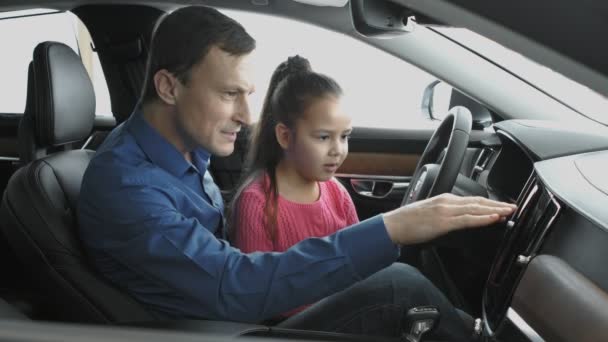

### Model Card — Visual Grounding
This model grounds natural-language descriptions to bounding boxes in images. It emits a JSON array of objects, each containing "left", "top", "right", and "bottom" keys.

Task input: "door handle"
[{"left": 350, "top": 179, "right": 409, "bottom": 199}]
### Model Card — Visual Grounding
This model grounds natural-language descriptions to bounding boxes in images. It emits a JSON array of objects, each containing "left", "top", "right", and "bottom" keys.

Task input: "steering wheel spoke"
[{"left": 402, "top": 106, "right": 472, "bottom": 206}]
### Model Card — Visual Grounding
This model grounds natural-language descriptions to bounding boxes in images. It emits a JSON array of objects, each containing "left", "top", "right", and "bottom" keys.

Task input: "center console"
[{"left": 482, "top": 172, "right": 562, "bottom": 336}]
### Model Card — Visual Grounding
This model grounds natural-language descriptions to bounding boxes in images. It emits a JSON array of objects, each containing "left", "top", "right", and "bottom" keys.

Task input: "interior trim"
[
  {"left": 338, "top": 152, "right": 419, "bottom": 176},
  {"left": 80, "top": 135, "right": 94, "bottom": 149},
  {"left": 0, "top": 156, "right": 19, "bottom": 161},
  {"left": 335, "top": 173, "right": 410, "bottom": 182},
  {"left": 512, "top": 254, "right": 608, "bottom": 342},
  {"left": 506, "top": 308, "right": 544, "bottom": 342}
]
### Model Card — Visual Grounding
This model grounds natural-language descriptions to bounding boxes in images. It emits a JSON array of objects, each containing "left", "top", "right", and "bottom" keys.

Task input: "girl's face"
[{"left": 283, "top": 96, "right": 352, "bottom": 182}]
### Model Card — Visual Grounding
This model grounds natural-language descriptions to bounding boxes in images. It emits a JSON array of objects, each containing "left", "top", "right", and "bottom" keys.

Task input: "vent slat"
[{"left": 472, "top": 148, "right": 496, "bottom": 180}]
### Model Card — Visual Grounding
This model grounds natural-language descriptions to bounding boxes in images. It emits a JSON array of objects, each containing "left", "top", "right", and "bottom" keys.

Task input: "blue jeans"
[{"left": 277, "top": 263, "right": 472, "bottom": 341}]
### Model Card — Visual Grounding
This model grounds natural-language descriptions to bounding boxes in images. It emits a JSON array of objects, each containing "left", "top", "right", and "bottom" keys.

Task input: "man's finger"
[
  {"left": 447, "top": 203, "right": 515, "bottom": 217},
  {"left": 471, "top": 196, "right": 517, "bottom": 209},
  {"left": 450, "top": 213, "right": 501, "bottom": 230},
  {"left": 448, "top": 195, "right": 515, "bottom": 207}
]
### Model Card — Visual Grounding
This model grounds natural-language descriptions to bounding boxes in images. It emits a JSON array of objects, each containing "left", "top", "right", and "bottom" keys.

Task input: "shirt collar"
[{"left": 128, "top": 110, "right": 211, "bottom": 178}]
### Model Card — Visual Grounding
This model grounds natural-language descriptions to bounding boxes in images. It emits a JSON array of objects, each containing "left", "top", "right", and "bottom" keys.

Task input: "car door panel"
[
  {"left": 335, "top": 127, "right": 433, "bottom": 220},
  {"left": 339, "top": 152, "right": 419, "bottom": 176}
]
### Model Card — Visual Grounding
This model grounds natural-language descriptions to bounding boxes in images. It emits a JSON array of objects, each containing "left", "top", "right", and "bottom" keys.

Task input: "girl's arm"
[
  {"left": 233, "top": 191, "right": 275, "bottom": 252},
  {"left": 343, "top": 192, "right": 360, "bottom": 225},
  {"left": 333, "top": 178, "right": 360, "bottom": 226}
]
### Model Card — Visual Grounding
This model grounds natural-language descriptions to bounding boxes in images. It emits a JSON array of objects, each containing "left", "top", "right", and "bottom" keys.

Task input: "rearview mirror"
[
  {"left": 350, "top": 0, "right": 412, "bottom": 37},
  {"left": 350, "top": 0, "right": 448, "bottom": 38}
]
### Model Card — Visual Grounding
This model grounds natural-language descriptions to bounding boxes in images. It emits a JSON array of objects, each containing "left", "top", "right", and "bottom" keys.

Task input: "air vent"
[
  {"left": 488, "top": 174, "right": 540, "bottom": 285},
  {"left": 471, "top": 148, "right": 495, "bottom": 180},
  {"left": 483, "top": 172, "right": 563, "bottom": 331},
  {"left": 522, "top": 191, "right": 561, "bottom": 256}
]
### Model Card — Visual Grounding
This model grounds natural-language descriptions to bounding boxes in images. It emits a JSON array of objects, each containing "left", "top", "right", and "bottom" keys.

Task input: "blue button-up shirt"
[{"left": 78, "top": 111, "right": 399, "bottom": 322}]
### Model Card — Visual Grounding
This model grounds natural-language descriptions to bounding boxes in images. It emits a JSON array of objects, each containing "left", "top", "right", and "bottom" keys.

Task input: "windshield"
[{"left": 435, "top": 27, "right": 608, "bottom": 125}]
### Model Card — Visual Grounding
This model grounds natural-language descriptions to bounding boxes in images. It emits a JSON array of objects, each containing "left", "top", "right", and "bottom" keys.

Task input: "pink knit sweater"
[{"left": 232, "top": 175, "right": 359, "bottom": 317}]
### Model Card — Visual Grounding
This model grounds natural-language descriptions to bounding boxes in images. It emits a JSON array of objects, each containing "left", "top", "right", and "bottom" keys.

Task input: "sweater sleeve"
[
  {"left": 233, "top": 190, "right": 275, "bottom": 253},
  {"left": 332, "top": 179, "right": 360, "bottom": 226},
  {"left": 342, "top": 190, "right": 359, "bottom": 226}
]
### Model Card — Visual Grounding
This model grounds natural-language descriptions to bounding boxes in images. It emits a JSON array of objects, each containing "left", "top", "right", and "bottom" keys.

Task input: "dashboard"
[{"left": 471, "top": 119, "right": 608, "bottom": 341}]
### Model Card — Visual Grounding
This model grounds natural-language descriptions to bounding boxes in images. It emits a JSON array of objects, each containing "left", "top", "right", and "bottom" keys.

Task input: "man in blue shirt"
[{"left": 78, "top": 6, "right": 514, "bottom": 341}]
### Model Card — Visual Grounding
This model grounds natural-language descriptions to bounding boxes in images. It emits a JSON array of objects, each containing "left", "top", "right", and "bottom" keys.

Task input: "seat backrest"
[
  {"left": 19, "top": 41, "right": 96, "bottom": 163},
  {"left": 0, "top": 42, "right": 153, "bottom": 323}
]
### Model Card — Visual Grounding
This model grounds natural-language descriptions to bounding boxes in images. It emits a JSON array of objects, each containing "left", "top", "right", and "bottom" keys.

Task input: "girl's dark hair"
[{"left": 229, "top": 55, "right": 343, "bottom": 244}]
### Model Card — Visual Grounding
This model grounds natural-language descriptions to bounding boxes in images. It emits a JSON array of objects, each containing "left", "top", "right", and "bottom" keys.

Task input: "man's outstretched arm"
[
  {"left": 79, "top": 167, "right": 514, "bottom": 323},
  {"left": 79, "top": 183, "right": 399, "bottom": 323}
]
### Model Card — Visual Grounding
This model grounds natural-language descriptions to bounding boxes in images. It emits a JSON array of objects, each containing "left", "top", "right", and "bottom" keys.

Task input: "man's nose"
[{"left": 235, "top": 96, "right": 252, "bottom": 125}]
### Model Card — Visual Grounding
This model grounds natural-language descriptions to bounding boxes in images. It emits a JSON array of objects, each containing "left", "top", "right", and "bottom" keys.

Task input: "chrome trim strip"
[
  {"left": 335, "top": 173, "right": 410, "bottom": 182},
  {"left": 350, "top": 179, "right": 399, "bottom": 199},
  {"left": 507, "top": 308, "right": 544, "bottom": 342},
  {"left": 0, "top": 156, "right": 19, "bottom": 161},
  {"left": 80, "top": 135, "right": 95, "bottom": 150},
  {"left": 392, "top": 182, "right": 410, "bottom": 190}
]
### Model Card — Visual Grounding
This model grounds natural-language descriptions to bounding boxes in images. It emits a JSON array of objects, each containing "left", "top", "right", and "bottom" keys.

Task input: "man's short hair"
[{"left": 141, "top": 6, "right": 256, "bottom": 103}]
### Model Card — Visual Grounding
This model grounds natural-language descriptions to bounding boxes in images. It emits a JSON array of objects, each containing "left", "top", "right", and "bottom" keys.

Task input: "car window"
[
  {"left": 222, "top": 10, "right": 439, "bottom": 130},
  {"left": 0, "top": 9, "right": 112, "bottom": 116}
]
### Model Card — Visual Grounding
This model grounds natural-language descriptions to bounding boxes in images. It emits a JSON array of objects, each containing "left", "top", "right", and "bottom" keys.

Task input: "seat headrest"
[{"left": 32, "top": 41, "right": 95, "bottom": 146}]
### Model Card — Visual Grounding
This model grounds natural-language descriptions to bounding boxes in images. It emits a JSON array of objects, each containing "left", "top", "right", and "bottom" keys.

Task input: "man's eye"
[
  {"left": 317, "top": 136, "right": 329, "bottom": 141},
  {"left": 341, "top": 134, "right": 351, "bottom": 141},
  {"left": 225, "top": 91, "right": 238, "bottom": 98}
]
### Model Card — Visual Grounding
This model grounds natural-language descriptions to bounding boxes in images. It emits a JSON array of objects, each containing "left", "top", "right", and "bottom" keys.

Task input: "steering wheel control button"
[{"left": 506, "top": 220, "right": 515, "bottom": 230}]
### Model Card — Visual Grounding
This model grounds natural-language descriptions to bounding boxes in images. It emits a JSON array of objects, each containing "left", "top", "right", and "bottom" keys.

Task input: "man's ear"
[
  {"left": 153, "top": 69, "right": 179, "bottom": 105},
  {"left": 275, "top": 123, "right": 291, "bottom": 150}
]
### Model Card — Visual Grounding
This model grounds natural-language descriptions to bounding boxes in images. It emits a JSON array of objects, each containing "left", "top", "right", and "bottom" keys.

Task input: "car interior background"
[{"left": 0, "top": 1, "right": 607, "bottom": 342}]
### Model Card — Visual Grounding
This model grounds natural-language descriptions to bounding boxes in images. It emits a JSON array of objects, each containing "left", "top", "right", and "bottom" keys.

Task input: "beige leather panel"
[
  {"left": 512, "top": 254, "right": 608, "bottom": 342},
  {"left": 338, "top": 153, "right": 420, "bottom": 176}
]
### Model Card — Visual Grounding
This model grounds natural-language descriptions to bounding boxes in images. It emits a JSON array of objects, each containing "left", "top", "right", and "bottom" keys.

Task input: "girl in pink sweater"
[{"left": 230, "top": 56, "right": 358, "bottom": 317}]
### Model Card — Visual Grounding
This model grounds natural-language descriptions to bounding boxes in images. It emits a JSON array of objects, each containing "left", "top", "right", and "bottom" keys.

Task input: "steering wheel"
[{"left": 402, "top": 106, "right": 472, "bottom": 205}]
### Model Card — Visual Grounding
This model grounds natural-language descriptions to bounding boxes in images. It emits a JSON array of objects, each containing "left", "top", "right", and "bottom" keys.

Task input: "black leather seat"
[
  {"left": 0, "top": 298, "right": 29, "bottom": 320},
  {"left": 18, "top": 41, "right": 94, "bottom": 163},
  {"left": 0, "top": 42, "right": 153, "bottom": 324}
]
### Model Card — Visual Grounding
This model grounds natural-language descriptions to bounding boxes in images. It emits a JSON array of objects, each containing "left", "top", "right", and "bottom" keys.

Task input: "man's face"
[
  {"left": 173, "top": 46, "right": 255, "bottom": 156},
  {"left": 286, "top": 96, "right": 352, "bottom": 182}
]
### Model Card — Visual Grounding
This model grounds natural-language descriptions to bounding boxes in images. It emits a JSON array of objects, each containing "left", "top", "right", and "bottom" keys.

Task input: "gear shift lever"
[{"left": 403, "top": 306, "right": 440, "bottom": 342}]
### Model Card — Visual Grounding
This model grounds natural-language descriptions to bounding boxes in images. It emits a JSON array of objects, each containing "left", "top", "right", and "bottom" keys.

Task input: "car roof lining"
[
  {"left": 0, "top": 1, "right": 356, "bottom": 49},
  {"left": 1, "top": 0, "right": 602, "bottom": 125},
  {"left": 5, "top": 0, "right": 607, "bottom": 99}
]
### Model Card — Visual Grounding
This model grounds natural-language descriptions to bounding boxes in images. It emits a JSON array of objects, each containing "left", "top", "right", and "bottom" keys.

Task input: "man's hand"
[{"left": 383, "top": 193, "right": 516, "bottom": 245}]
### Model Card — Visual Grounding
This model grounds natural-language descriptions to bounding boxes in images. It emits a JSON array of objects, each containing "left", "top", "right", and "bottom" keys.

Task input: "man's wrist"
[
  {"left": 381, "top": 211, "right": 402, "bottom": 246},
  {"left": 339, "top": 215, "right": 399, "bottom": 278}
]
